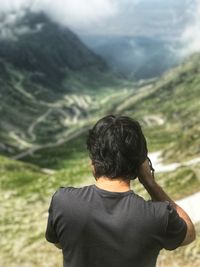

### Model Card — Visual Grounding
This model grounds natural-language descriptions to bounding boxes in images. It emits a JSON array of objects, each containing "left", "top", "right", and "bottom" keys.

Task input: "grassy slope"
[
  {"left": 0, "top": 158, "right": 55, "bottom": 267},
  {"left": 157, "top": 223, "right": 200, "bottom": 267},
  {"left": 0, "top": 12, "right": 130, "bottom": 154},
  {"left": 0, "top": 150, "right": 199, "bottom": 267},
  {"left": 121, "top": 54, "right": 200, "bottom": 161},
  {"left": 0, "top": 60, "right": 131, "bottom": 157},
  {"left": 0, "top": 151, "right": 90, "bottom": 267}
]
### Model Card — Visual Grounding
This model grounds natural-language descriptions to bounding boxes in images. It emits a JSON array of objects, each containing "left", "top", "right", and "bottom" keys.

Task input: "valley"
[{"left": 7, "top": 88, "right": 132, "bottom": 159}]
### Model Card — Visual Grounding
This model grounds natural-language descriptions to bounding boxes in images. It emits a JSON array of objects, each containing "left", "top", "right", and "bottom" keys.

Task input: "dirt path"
[
  {"left": 12, "top": 125, "right": 90, "bottom": 160},
  {"left": 11, "top": 89, "right": 133, "bottom": 159}
]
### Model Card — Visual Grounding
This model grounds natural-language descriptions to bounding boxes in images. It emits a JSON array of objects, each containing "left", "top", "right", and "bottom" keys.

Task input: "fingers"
[
  {"left": 147, "top": 157, "right": 155, "bottom": 172},
  {"left": 138, "top": 157, "right": 155, "bottom": 184}
]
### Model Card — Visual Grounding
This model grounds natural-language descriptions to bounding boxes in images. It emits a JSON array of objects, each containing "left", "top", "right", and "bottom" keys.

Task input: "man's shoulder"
[
  {"left": 133, "top": 192, "right": 170, "bottom": 209},
  {"left": 51, "top": 185, "right": 93, "bottom": 213},
  {"left": 146, "top": 199, "right": 171, "bottom": 218},
  {"left": 52, "top": 185, "right": 93, "bottom": 200},
  {"left": 133, "top": 194, "right": 171, "bottom": 220}
]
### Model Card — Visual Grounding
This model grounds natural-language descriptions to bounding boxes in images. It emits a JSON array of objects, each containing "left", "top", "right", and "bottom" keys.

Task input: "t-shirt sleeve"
[
  {"left": 45, "top": 193, "right": 59, "bottom": 244},
  {"left": 158, "top": 201, "right": 187, "bottom": 250}
]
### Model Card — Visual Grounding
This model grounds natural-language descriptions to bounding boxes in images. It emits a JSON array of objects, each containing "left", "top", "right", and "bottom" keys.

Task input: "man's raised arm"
[{"left": 138, "top": 158, "right": 196, "bottom": 247}]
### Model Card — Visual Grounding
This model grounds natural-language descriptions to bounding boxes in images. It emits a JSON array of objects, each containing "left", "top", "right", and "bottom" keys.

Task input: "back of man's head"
[{"left": 86, "top": 114, "right": 148, "bottom": 181}]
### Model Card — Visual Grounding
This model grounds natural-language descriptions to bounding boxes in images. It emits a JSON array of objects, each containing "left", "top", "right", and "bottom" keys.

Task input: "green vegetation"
[
  {"left": 0, "top": 12, "right": 132, "bottom": 155},
  {"left": 158, "top": 223, "right": 200, "bottom": 267},
  {"left": 117, "top": 53, "right": 200, "bottom": 162},
  {"left": 131, "top": 165, "right": 200, "bottom": 201},
  {"left": 1, "top": 153, "right": 200, "bottom": 267}
]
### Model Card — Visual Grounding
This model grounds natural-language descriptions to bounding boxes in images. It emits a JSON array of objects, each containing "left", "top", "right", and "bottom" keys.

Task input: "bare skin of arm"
[{"left": 138, "top": 159, "right": 196, "bottom": 246}]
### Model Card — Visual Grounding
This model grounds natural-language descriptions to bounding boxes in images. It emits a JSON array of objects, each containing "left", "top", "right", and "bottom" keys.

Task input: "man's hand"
[{"left": 138, "top": 158, "right": 155, "bottom": 186}]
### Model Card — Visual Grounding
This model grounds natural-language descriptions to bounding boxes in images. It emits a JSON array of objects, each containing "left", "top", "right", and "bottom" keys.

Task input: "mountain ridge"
[
  {"left": 0, "top": 12, "right": 109, "bottom": 92},
  {"left": 0, "top": 11, "right": 126, "bottom": 156}
]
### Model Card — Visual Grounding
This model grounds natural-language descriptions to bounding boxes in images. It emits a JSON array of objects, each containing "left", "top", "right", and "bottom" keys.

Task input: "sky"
[
  {"left": 181, "top": 0, "right": 200, "bottom": 55},
  {"left": 0, "top": 0, "right": 200, "bottom": 54},
  {"left": 0, "top": 0, "right": 190, "bottom": 34}
]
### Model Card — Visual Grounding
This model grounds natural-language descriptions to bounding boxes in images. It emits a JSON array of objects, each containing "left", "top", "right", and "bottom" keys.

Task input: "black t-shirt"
[{"left": 45, "top": 184, "right": 187, "bottom": 267}]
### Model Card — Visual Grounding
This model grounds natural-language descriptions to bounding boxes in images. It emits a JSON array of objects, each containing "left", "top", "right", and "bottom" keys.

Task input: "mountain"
[
  {"left": 114, "top": 53, "right": 200, "bottom": 162},
  {"left": 78, "top": 0, "right": 191, "bottom": 79},
  {"left": 0, "top": 12, "right": 111, "bottom": 93},
  {"left": 80, "top": 35, "right": 181, "bottom": 79},
  {"left": 0, "top": 12, "right": 127, "bottom": 156}
]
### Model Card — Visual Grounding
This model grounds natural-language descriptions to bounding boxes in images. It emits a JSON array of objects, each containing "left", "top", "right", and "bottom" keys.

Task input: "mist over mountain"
[
  {"left": 80, "top": 35, "right": 182, "bottom": 79},
  {"left": 0, "top": 1, "right": 189, "bottom": 37},
  {"left": 77, "top": 0, "right": 195, "bottom": 79},
  {"left": 0, "top": 12, "right": 109, "bottom": 92},
  {"left": 0, "top": 0, "right": 198, "bottom": 80}
]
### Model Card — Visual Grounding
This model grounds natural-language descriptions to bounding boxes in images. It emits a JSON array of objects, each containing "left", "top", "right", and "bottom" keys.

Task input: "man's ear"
[
  {"left": 89, "top": 160, "right": 95, "bottom": 171},
  {"left": 89, "top": 160, "right": 97, "bottom": 179}
]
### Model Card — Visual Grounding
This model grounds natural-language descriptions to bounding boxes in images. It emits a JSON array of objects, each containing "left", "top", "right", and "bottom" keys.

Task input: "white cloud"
[
  {"left": 0, "top": 0, "right": 32, "bottom": 13},
  {"left": 0, "top": 0, "right": 142, "bottom": 33},
  {"left": 0, "top": 0, "right": 119, "bottom": 29},
  {"left": 34, "top": 0, "right": 120, "bottom": 32},
  {"left": 181, "top": 0, "right": 200, "bottom": 55},
  {"left": 1, "top": 0, "right": 192, "bottom": 41}
]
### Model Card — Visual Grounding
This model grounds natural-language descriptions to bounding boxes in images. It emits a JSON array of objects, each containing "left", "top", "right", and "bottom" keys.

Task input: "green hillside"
[
  {"left": 0, "top": 151, "right": 199, "bottom": 267},
  {"left": 0, "top": 12, "right": 129, "bottom": 157},
  {"left": 0, "top": 12, "right": 109, "bottom": 92},
  {"left": 115, "top": 53, "right": 200, "bottom": 162}
]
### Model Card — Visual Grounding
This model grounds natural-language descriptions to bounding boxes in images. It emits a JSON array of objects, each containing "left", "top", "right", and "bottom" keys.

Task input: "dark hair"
[{"left": 86, "top": 114, "right": 148, "bottom": 181}]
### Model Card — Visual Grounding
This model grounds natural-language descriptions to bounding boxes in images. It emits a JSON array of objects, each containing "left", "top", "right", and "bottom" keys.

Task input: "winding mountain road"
[
  {"left": 11, "top": 89, "right": 133, "bottom": 159},
  {"left": 12, "top": 124, "right": 91, "bottom": 160}
]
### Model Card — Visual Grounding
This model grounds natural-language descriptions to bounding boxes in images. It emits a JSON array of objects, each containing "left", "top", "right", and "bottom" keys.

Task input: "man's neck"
[{"left": 95, "top": 176, "right": 131, "bottom": 192}]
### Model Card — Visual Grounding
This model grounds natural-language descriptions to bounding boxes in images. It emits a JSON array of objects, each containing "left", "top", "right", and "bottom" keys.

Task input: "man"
[{"left": 45, "top": 114, "right": 196, "bottom": 267}]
